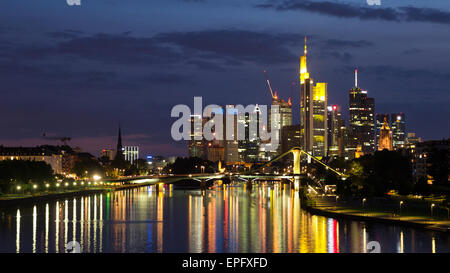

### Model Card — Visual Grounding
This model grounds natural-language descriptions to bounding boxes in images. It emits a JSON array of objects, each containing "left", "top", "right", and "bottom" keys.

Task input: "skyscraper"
[
  {"left": 300, "top": 37, "right": 328, "bottom": 158},
  {"left": 327, "top": 105, "right": 344, "bottom": 157},
  {"left": 188, "top": 114, "right": 206, "bottom": 159},
  {"left": 391, "top": 113, "right": 406, "bottom": 150},
  {"left": 238, "top": 108, "right": 260, "bottom": 163},
  {"left": 269, "top": 93, "right": 292, "bottom": 157},
  {"left": 348, "top": 69, "right": 375, "bottom": 158}
]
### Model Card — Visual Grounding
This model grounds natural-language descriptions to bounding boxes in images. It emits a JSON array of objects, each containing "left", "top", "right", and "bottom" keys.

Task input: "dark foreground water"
[{"left": 0, "top": 182, "right": 449, "bottom": 253}]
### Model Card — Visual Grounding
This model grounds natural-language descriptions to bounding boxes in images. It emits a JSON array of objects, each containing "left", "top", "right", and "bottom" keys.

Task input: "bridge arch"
[{"left": 256, "top": 147, "right": 347, "bottom": 178}]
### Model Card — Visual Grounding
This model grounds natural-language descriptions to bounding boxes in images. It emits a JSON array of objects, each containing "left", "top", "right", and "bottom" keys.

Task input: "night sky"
[{"left": 1, "top": 0, "right": 449, "bottom": 157}]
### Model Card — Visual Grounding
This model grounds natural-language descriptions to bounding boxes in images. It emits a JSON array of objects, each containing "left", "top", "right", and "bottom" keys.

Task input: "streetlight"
[
  {"left": 431, "top": 203, "right": 435, "bottom": 218},
  {"left": 399, "top": 201, "right": 404, "bottom": 217}
]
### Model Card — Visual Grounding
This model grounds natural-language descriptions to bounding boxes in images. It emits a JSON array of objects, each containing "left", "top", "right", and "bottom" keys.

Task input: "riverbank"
[
  {"left": 0, "top": 183, "right": 153, "bottom": 208},
  {"left": 304, "top": 196, "right": 450, "bottom": 234}
]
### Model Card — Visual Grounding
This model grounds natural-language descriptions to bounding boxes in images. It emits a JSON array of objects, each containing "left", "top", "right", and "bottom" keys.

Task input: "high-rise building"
[
  {"left": 281, "top": 124, "right": 301, "bottom": 154},
  {"left": 327, "top": 105, "right": 345, "bottom": 157},
  {"left": 224, "top": 105, "right": 239, "bottom": 163},
  {"left": 377, "top": 117, "right": 393, "bottom": 151},
  {"left": 391, "top": 113, "right": 406, "bottom": 150},
  {"left": 268, "top": 94, "right": 292, "bottom": 158},
  {"left": 124, "top": 146, "right": 139, "bottom": 164},
  {"left": 188, "top": 114, "right": 206, "bottom": 159},
  {"left": 300, "top": 37, "right": 328, "bottom": 158},
  {"left": 348, "top": 69, "right": 375, "bottom": 158},
  {"left": 238, "top": 108, "right": 260, "bottom": 163}
]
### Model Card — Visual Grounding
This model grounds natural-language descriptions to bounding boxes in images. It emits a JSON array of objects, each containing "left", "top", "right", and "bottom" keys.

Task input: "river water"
[{"left": 0, "top": 182, "right": 448, "bottom": 253}]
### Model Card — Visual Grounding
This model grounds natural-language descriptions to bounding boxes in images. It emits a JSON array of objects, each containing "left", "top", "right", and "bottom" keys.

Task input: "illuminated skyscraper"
[
  {"left": 268, "top": 93, "right": 292, "bottom": 157},
  {"left": 391, "top": 113, "right": 406, "bottom": 149},
  {"left": 188, "top": 114, "right": 206, "bottom": 159},
  {"left": 348, "top": 69, "right": 375, "bottom": 158},
  {"left": 224, "top": 105, "right": 239, "bottom": 163},
  {"left": 300, "top": 37, "right": 328, "bottom": 158},
  {"left": 238, "top": 106, "right": 260, "bottom": 163},
  {"left": 327, "top": 105, "right": 345, "bottom": 157}
]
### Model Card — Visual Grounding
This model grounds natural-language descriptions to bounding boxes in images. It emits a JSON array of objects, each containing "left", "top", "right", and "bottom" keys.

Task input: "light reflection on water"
[{"left": 0, "top": 182, "right": 449, "bottom": 253}]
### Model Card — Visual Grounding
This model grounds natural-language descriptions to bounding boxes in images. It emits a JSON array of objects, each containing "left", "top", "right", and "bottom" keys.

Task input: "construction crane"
[
  {"left": 263, "top": 69, "right": 276, "bottom": 99},
  {"left": 42, "top": 133, "right": 71, "bottom": 145}
]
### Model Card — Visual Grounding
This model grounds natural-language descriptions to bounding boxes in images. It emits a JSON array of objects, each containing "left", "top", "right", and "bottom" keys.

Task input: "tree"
[
  {"left": 0, "top": 160, "right": 55, "bottom": 193},
  {"left": 73, "top": 157, "right": 105, "bottom": 178}
]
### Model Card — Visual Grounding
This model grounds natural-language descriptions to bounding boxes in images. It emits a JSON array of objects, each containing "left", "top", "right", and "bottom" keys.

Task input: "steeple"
[
  {"left": 117, "top": 125, "right": 122, "bottom": 151},
  {"left": 114, "top": 125, "right": 124, "bottom": 162}
]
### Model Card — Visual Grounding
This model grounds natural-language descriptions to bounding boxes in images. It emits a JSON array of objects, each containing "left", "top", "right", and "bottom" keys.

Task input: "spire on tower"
[
  {"left": 355, "top": 68, "right": 358, "bottom": 88},
  {"left": 300, "top": 36, "right": 310, "bottom": 84},
  {"left": 304, "top": 36, "right": 307, "bottom": 56}
]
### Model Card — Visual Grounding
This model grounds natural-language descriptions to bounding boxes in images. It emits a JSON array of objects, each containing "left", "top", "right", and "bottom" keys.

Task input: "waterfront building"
[
  {"left": 0, "top": 146, "right": 63, "bottom": 174},
  {"left": 300, "top": 37, "right": 328, "bottom": 158},
  {"left": 348, "top": 69, "right": 375, "bottom": 158},
  {"left": 124, "top": 146, "right": 139, "bottom": 164}
]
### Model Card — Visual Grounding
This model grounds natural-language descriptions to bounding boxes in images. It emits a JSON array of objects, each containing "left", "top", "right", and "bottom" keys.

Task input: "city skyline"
[{"left": 1, "top": 0, "right": 450, "bottom": 157}]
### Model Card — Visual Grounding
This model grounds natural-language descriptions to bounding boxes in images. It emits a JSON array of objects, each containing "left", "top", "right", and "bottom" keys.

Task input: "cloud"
[
  {"left": 339, "top": 65, "right": 450, "bottom": 81},
  {"left": 154, "top": 29, "right": 306, "bottom": 65},
  {"left": 256, "top": 1, "right": 450, "bottom": 25},
  {"left": 143, "top": 73, "right": 193, "bottom": 84},
  {"left": 47, "top": 29, "right": 84, "bottom": 39}
]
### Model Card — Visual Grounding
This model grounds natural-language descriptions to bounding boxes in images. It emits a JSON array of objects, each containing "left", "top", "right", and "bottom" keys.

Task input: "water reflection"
[{"left": 1, "top": 182, "right": 449, "bottom": 253}]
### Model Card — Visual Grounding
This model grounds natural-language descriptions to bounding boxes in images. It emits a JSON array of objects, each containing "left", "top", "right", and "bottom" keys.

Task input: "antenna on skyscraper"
[{"left": 355, "top": 68, "right": 358, "bottom": 88}]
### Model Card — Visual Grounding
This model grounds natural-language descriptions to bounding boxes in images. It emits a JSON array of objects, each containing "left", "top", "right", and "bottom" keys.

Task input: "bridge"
[{"left": 104, "top": 147, "right": 348, "bottom": 191}]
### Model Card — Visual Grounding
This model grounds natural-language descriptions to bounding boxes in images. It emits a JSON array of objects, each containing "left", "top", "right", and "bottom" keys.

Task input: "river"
[{"left": 0, "top": 182, "right": 448, "bottom": 253}]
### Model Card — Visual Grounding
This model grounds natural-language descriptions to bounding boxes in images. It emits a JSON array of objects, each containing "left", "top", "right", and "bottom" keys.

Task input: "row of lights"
[{"left": 16, "top": 181, "right": 105, "bottom": 190}]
